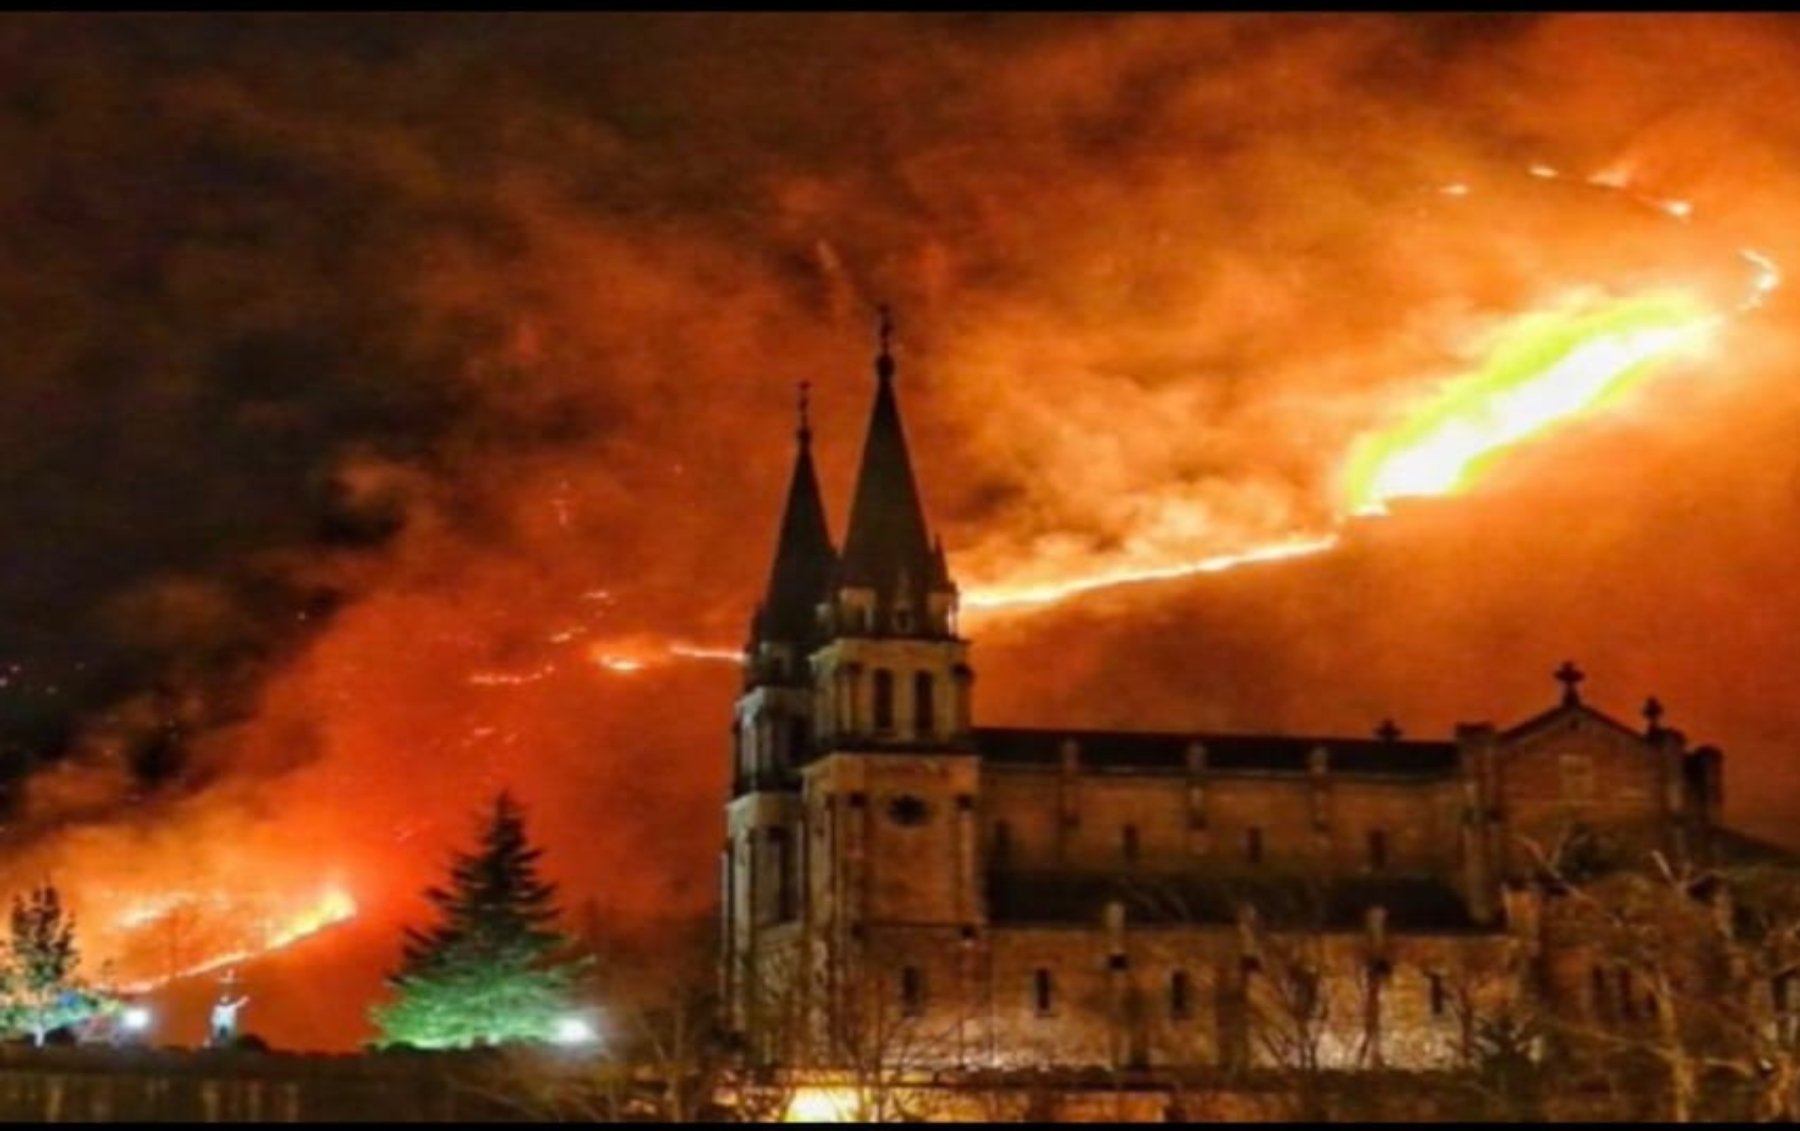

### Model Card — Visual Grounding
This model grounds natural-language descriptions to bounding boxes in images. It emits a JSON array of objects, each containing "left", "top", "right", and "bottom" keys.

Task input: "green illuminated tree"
[
  {"left": 3, "top": 883, "right": 111, "bottom": 1045},
  {"left": 371, "top": 792, "right": 584, "bottom": 1049}
]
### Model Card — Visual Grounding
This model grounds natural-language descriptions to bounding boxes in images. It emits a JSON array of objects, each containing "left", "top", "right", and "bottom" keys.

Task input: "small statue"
[{"left": 210, "top": 994, "right": 250, "bottom": 1047}]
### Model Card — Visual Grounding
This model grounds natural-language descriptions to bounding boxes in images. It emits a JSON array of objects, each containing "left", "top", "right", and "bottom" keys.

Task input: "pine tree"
[
  {"left": 371, "top": 792, "right": 584, "bottom": 1049},
  {"left": 4, "top": 883, "right": 109, "bottom": 1045}
]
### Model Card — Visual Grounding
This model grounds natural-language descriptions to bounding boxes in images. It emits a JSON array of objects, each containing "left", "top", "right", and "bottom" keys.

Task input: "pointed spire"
[
  {"left": 876, "top": 305, "right": 896, "bottom": 383},
  {"left": 754, "top": 381, "right": 837, "bottom": 646},
  {"left": 837, "top": 308, "right": 953, "bottom": 626}
]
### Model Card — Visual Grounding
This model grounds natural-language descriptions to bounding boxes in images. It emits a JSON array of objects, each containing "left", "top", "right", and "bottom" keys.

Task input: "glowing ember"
[
  {"left": 596, "top": 655, "right": 644, "bottom": 674},
  {"left": 1340, "top": 291, "right": 1717, "bottom": 515},
  {"left": 1740, "top": 248, "right": 1781, "bottom": 311}
]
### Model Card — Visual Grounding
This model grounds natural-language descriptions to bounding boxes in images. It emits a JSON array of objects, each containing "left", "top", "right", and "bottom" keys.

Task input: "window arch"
[
  {"left": 873, "top": 669, "right": 895, "bottom": 732},
  {"left": 914, "top": 671, "right": 935, "bottom": 735}
]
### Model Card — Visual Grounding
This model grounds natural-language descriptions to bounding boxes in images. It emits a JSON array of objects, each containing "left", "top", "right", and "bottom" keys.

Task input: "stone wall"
[{"left": 0, "top": 1047, "right": 521, "bottom": 1123}]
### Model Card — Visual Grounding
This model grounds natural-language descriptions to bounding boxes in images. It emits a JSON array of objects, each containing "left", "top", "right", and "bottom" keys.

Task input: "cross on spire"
[
  {"left": 1554, "top": 660, "right": 1585, "bottom": 706},
  {"left": 1375, "top": 718, "right": 1402, "bottom": 743},
  {"left": 1643, "top": 696, "right": 1665, "bottom": 735},
  {"left": 876, "top": 305, "right": 895, "bottom": 382}
]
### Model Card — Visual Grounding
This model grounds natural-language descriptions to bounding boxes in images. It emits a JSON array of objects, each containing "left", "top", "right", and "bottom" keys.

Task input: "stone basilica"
[{"left": 720, "top": 323, "right": 1736, "bottom": 1076}]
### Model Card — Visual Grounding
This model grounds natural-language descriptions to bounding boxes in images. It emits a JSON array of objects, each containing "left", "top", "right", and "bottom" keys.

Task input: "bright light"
[
  {"left": 785, "top": 1086, "right": 859, "bottom": 1123},
  {"left": 552, "top": 1015, "right": 596, "bottom": 1046},
  {"left": 120, "top": 1006, "right": 152, "bottom": 1032},
  {"left": 1340, "top": 291, "right": 1717, "bottom": 515}
]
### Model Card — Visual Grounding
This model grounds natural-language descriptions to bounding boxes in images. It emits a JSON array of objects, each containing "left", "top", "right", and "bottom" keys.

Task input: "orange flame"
[{"left": 112, "top": 885, "right": 358, "bottom": 993}]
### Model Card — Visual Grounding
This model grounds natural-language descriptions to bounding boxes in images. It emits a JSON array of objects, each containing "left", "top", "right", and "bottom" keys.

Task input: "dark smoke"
[{"left": 5, "top": 13, "right": 1800, "bottom": 1048}]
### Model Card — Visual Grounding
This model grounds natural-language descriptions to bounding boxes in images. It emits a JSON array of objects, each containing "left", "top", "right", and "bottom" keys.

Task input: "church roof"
[
  {"left": 975, "top": 726, "right": 1459, "bottom": 777},
  {"left": 986, "top": 873, "right": 1488, "bottom": 933},
  {"left": 1497, "top": 700, "right": 1648, "bottom": 745},
  {"left": 835, "top": 325, "right": 952, "bottom": 604},
  {"left": 752, "top": 400, "right": 836, "bottom": 645}
]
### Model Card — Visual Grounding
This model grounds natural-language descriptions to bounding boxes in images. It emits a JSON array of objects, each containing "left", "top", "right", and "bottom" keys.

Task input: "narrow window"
[
  {"left": 1368, "top": 829, "right": 1389, "bottom": 871},
  {"left": 914, "top": 672, "right": 935, "bottom": 736},
  {"left": 873, "top": 669, "right": 895, "bottom": 732},
  {"left": 770, "top": 828, "right": 793, "bottom": 922},
  {"left": 1296, "top": 970, "right": 1323, "bottom": 1019},
  {"left": 1428, "top": 972, "right": 1447, "bottom": 1018},
  {"left": 1122, "top": 824, "right": 1141, "bottom": 862},
  {"left": 1170, "top": 971, "right": 1192, "bottom": 1019},
  {"left": 992, "top": 820, "right": 1012, "bottom": 866},
  {"left": 1246, "top": 827, "right": 1264, "bottom": 865},
  {"left": 901, "top": 966, "right": 925, "bottom": 1018},
  {"left": 1617, "top": 968, "right": 1635, "bottom": 1020},
  {"left": 1590, "top": 966, "right": 1609, "bottom": 1017},
  {"left": 1034, "top": 968, "right": 1054, "bottom": 1016}
]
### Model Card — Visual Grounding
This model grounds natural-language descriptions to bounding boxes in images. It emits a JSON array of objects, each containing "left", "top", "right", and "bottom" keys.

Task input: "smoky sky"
[{"left": 7, "top": 12, "right": 1800, "bottom": 1048}]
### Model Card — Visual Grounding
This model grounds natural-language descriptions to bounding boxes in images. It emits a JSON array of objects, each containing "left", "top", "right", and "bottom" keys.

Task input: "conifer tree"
[{"left": 372, "top": 792, "right": 583, "bottom": 1049}]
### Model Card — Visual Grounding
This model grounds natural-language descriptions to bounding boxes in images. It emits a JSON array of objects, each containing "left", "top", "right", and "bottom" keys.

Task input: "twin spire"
[{"left": 752, "top": 308, "right": 954, "bottom": 649}]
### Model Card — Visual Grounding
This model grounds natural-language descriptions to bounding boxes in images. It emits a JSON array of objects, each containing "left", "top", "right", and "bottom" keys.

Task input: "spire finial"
[
  {"left": 1554, "top": 660, "right": 1585, "bottom": 707},
  {"left": 876, "top": 305, "right": 895, "bottom": 382},
  {"left": 797, "top": 379, "right": 812, "bottom": 443},
  {"left": 1375, "top": 718, "right": 1402, "bottom": 743},
  {"left": 1643, "top": 695, "right": 1665, "bottom": 736}
]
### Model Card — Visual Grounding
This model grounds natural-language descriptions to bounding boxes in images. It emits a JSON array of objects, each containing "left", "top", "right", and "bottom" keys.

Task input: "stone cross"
[
  {"left": 1643, "top": 696, "right": 1665, "bottom": 736},
  {"left": 1555, "top": 661, "right": 1585, "bottom": 706},
  {"left": 1375, "top": 719, "right": 1402, "bottom": 743}
]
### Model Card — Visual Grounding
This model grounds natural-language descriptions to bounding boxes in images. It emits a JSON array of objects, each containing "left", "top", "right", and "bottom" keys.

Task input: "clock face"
[{"left": 887, "top": 794, "right": 931, "bottom": 827}]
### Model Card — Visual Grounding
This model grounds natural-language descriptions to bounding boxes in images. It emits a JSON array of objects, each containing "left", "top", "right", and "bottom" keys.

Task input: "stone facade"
[{"left": 722, "top": 331, "right": 1731, "bottom": 1078}]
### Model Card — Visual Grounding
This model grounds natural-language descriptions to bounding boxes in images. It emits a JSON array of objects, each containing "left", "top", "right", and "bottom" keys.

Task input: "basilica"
[{"left": 720, "top": 321, "right": 1735, "bottom": 1078}]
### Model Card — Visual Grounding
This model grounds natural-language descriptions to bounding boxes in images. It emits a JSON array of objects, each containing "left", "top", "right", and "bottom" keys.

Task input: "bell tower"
[
  {"left": 800, "top": 312, "right": 982, "bottom": 1063},
  {"left": 723, "top": 382, "right": 835, "bottom": 1037},
  {"left": 810, "top": 310, "right": 972, "bottom": 751}
]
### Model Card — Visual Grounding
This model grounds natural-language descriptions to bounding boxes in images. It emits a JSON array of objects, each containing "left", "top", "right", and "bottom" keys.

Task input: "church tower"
[
  {"left": 799, "top": 313, "right": 982, "bottom": 1061},
  {"left": 723, "top": 384, "right": 836, "bottom": 1035}
]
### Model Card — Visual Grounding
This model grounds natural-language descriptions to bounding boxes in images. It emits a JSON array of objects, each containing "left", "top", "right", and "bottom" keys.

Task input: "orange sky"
[{"left": 7, "top": 14, "right": 1800, "bottom": 1049}]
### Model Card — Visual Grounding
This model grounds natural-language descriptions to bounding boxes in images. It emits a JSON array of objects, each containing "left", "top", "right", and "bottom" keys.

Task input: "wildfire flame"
[
  {"left": 110, "top": 885, "right": 358, "bottom": 993},
  {"left": 567, "top": 160, "right": 1778, "bottom": 661},
  {"left": 1340, "top": 291, "right": 1718, "bottom": 515}
]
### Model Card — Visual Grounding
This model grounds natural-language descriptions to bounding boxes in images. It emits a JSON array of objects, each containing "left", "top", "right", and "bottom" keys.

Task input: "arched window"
[
  {"left": 1122, "top": 824, "right": 1141, "bottom": 862},
  {"left": 914, "top": 672, "right": 935, "bottom": 735},
  {"left": 873, "top": 669, "right": 895, "bottom": 732},
  {"left": 1034, "top": 969, "right": 1055, "bottom": 1016},
  {"left": 1368, "top": 829, "right": 1389, "bottom": 871},
  {"left": 1246, "top": 827, "right": 1265, "bottom": 865},
  {"left": 1170, "top": 970, "right": 1192, "bottom": 1019},
  {"left": 901, "top": 966, "right": 925, "bottom": 1017}
]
